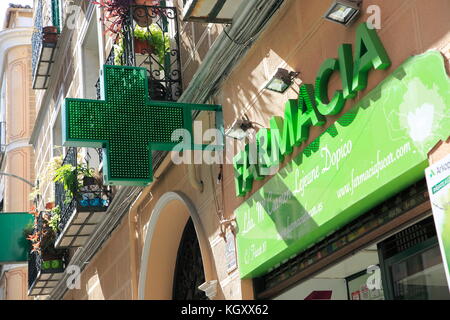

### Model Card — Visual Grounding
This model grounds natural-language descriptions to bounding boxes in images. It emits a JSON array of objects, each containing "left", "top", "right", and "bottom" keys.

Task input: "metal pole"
[{"left": 0, "top": 172, "right": 35, "bottom": 187}]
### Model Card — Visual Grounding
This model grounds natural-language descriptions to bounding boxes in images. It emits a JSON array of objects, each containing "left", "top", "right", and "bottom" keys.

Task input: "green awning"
[{"left": 0, "top": 213, "right": 33, "bottom": 263}]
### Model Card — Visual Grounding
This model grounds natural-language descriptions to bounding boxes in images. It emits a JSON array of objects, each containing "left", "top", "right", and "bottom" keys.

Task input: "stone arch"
[{"left": 137, "top": 191, "right": 216, "bottom": 299}]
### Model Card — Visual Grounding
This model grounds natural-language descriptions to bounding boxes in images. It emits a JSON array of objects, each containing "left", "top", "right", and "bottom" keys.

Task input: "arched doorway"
[
  {"left": 138, "top": 192, "right": 216, "bottom": 300},
  {"left": 172, "top": 218, "right": 207, "bottom": 300}
]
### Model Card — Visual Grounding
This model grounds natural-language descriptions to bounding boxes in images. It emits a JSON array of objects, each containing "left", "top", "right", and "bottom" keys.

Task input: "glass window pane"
[{"left": 391, "top": 245, "right": 450, "bottom": 300}]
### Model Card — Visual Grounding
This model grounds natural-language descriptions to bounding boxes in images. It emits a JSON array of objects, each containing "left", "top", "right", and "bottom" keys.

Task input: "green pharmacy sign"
[
  {"left": 234, "top": 50, "right": 450, "bottom": 278},
  {"left": 63, "top": 65, "right": 222, "bottom": 186},
  {"left": 234, "top": 23, "right": 391, "bottom": 197}
]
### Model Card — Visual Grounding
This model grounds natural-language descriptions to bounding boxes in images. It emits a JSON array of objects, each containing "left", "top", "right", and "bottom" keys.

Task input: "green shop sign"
[
  {"left": 234, "top": 23, "right": 390, "bottom": 196},
  {"left": 234, "top": 49, "right": 450, "bottom": 277},
  {"left": 63, "top": 65, "right": 222, "bottom": 186}
]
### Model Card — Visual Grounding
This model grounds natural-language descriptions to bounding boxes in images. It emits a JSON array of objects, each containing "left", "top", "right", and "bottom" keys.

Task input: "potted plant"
[
  {"left": 89, "top": 0, "right": 131, "bottom": 35},
  {"left": 53, "top": 163, "right": 109, "bottom": 211},
  {"left": 26, "top": 207, "right": 65, "bottom": 271},
  {"left": 53, "top": 163, "right": 92, "bottom": 202},
  {"left": 42, "top": 26, "right": 59, "bottom": 43},
  {"left": 114, "top": 24, "right": 169, "bottom": 64}
]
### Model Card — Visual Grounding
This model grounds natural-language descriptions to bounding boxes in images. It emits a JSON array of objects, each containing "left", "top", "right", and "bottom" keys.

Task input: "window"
[
  {"left": 379, "top": 216, "right": 450, "bottom": 300},
  {"left": 81, "top": 9, "right": 100, "bottom": 99}
]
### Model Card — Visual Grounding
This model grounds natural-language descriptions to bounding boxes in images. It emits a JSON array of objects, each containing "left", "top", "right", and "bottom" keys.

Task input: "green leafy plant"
[
  {"left": 53, "top": 164, "right": 93, "bottom": 202},
  {"left": 48, "top": 206, "right": 61, "bottom": 233},
  {"left": 114, "top": 24, "right": 170, "bottom": 65},
  {"left": 23, "top": 221, "right": 35, "bottom": 239},
  {"left": 26, "top": 207, "right": 62, "bottom": 257},
  {"left": 29, "top": 155, "right": 63, "bottom": 203}
]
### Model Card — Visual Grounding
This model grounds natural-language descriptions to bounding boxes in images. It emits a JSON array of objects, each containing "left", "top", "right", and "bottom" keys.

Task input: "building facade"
[
  {"left": 24, "top": 0, "right": 449, "bottom": 300},
  {"left": 0, "top": 4, "right": 35, "bottom": 300}
]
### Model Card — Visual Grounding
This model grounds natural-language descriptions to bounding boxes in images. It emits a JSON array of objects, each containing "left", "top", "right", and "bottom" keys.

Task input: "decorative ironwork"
[
  {"left": 55, "top": 147, "right": 77, "bottom": 240},
  {"left": 28, "top": 212, "right": 68, "bottom": 296},
  {"left": 379, "top": 216, "right": 437, "bottom": 260},
  {"left": 31, "top": 0, "right": 43, "bottom": 81},
  {"left": 96, "top": 148, "right": 103, "bottom": 164},
  {"left": 31, "top": 0, "right": 60, "bottom": 89},
  {"left": 95, "top": 49, "right": 116, "bottom": 100},
  {"left": 55, "top": 147, "right": 77, "bottom": 226},
  {"left": 55, "top": 147, "right": 112, "bottom": 248},
  {"left": 116, "top": 4, "right": 183, "bottom": 101},
  {"left": 173, "top": 218, "right": 207, "bottom": 300}
]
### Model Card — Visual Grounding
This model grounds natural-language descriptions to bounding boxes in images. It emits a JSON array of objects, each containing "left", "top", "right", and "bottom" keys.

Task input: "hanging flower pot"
[
  {"left": 134, "top": 38, "right": 155, "bottom": 54},
  {"left": 133, "top": 0, "right": 159, "bottom": 27},
  {"left": 42, "top": 26, "right": 58, "bottom": 43}
]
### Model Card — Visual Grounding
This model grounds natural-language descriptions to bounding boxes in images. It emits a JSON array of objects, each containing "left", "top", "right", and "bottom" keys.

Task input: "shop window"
[
  {"left": 379, "top": 217, "right": 450, "bottom": 300},
  {"left": 346, "top": 267, "right": 385, "bottom": 300}
]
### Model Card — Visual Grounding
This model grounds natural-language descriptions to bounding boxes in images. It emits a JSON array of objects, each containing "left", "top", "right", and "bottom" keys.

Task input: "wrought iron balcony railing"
[
  {"left": 97, "top": 4, "right": 182, "bottom": 102},
  {"left": 28, "top": 212, "right": 68, "bottom": 296},
  {"left": 54, "top": 147, "right": 112, "bottom": 249},
  {"left": 31, "top": 0, "right": 61, "bottom": 89}
]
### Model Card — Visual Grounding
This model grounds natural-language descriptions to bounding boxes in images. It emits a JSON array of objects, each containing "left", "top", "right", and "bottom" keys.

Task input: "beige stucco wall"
[
  {"left": 3, "top": 44, "right": 35, "bottom": 213},
  {"left": 0, "top": 266, "right": 29, "bottom": 300},
  {"left": 60, "top": 0, "right": 450, "bottom": 300},
  {"left": 63, "top": 219, "right": 132, "bottom": 300}
]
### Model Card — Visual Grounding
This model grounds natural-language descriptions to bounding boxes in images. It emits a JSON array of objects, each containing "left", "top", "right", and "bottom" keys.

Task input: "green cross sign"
[{"left": 62, "top": 65, "right": 222, "bottom": 186}]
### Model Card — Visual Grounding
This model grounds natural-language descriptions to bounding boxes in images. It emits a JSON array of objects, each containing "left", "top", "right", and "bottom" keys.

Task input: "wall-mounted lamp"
[
  {"left": 225, "top": 115, "right": 255, "bottom": 140},
  {"left": 323, "top": 0, "right": 362, "bottom": 26},
  {"left": 265, "top": 68, "right": 300, "bottom": 93}
]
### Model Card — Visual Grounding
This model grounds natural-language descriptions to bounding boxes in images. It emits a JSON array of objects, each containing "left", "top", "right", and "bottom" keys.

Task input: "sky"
[{"left": 0, "top": 0, "right": 34, "bottom": 30}]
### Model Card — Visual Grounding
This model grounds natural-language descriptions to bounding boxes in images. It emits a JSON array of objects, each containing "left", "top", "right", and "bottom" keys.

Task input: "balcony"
[
  {"left": 54, "top": 147, "right": 112, "bottom": 248},
  {"left": 28, "top": 211, "right": 68, "bottom": 296},
  {"left": 95, "top": 4, "right": 182, "bottom": 101},
  {"left": 31, "top": 0, "right": 60, "bottom": 89}
]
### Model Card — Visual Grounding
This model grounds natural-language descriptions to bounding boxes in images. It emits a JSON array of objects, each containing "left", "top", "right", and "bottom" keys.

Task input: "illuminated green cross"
[{"left": 62, "top": 65, "right": 222, "bottom": 186}]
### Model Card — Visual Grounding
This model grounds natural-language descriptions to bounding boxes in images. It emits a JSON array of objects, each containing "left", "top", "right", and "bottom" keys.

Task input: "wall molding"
[{"left": 137, "top": 191, "right": 216, "bottom": 300}]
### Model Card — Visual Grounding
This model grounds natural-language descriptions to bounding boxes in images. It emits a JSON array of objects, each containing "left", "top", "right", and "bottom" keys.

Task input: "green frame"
[
  {"left": 379, "top": 236, "right": 439, "bottom": 300},
  {"left": 345, "top": 269, "right": 369, "bottom": 300},
  {"left": 63, "top": 64, "right": 223, "bottom": 186}
]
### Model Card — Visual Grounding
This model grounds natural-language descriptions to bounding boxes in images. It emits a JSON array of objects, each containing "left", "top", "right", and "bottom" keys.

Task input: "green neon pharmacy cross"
[{"left": 62, "top": 65, "right": 222, "bottom": 186}]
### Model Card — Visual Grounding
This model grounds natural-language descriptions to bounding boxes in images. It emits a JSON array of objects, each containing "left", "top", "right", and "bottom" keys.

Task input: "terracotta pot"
[
  {"left": 134, "top": 38, "right": 154, "bottom": 54},
  {"left": 133, "top": 0, "right": 158, "bottom": 27},
  {"left": 45, "top": 201, "right": 55, "bottom": 210},
  {"left": 42, "top": 26, "right": 58, "bottom": 43}
]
